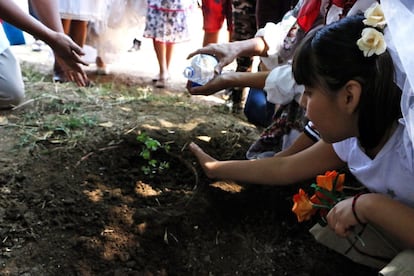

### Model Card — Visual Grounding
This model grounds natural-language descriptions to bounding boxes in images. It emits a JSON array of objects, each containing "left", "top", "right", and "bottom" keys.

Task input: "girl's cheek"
[{"left": 299, "top": 94, "right": 307, "bottom": 108}]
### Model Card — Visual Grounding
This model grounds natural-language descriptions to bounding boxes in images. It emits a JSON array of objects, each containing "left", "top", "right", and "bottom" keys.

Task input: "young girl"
[
  {"left": 189, "top": 11, "right": 414, "bottom": 273},
  {"left": 143, "top": 0, "right": 194, "bottom": 88}
]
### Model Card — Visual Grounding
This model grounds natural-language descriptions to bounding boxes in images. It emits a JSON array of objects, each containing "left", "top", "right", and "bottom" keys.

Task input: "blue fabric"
[
  {"left": 2, "top": 22, "right": 25, "bottom": 45},
  {"left": 244, "top": 88, "right": 275, "bottom": 127}
]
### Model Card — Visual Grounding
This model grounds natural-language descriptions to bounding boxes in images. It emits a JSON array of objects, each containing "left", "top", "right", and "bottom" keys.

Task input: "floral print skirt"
[{"left": 143, "top": 1, "right": 191, "bottom": 43}]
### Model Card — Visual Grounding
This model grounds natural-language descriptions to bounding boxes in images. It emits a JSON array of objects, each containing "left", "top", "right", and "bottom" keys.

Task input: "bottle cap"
[{"left": 183, "top": 67, "right": 194, "bottom": 78}]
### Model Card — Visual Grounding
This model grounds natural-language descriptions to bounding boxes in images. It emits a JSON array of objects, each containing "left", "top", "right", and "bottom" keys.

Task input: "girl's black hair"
[{"left": 292, "top": 14, "right": 402, "bottom": 149}]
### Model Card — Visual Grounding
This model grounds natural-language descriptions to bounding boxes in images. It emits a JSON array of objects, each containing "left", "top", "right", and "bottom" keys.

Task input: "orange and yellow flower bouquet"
[{"left": 292, "top": 170, "right": 346, "bottom": 226}]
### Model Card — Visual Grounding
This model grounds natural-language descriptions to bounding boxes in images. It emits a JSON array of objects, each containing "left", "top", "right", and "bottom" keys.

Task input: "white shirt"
[
  {"left": 333, "top": 120, "right": 414, "bottom": 207},
  {"left": 0, "top": 24, "right": 10, "bottom": 54},
  {"left": 264, "top": 63, "right": 304, "bottom": 105}
]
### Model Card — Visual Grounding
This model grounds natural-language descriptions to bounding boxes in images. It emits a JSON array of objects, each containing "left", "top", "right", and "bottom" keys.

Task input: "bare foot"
[{"left": 95, "top": 56, "right": 108, "bottom": 75}]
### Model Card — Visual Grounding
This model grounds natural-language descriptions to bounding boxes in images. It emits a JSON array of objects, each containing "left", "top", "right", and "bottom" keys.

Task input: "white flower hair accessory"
[
  {"left": 356, "top": 2, "right": 387, "bottom": 57},
  {"left": 363, "top": 2, "right": 386, "bottom": 29},
  {"left": 357, "top": 28, "right": 387, "bottom": 57}
]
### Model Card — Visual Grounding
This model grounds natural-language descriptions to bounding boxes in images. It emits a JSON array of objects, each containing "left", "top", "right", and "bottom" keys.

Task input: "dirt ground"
[{"left": 0, "top": 63, "right": 380, "bottom": 276}]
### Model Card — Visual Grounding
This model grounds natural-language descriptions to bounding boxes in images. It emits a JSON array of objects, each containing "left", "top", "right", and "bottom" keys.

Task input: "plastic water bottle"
[{"left": 183, "top": 54, "right": 218, "bottom": 87}]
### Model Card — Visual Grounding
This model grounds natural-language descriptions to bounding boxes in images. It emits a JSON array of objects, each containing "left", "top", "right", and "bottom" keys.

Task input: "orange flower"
[
  {"left": 316, "top": 170, "right": 345, "bottom": 192},
  {"left": 292, "top": 189, "right": 316, "bottom": 222},
  {"left": 310, "top": 194, "right": 329, "bottom": 218},
  {"left": 292, "top": 171, "right": 346, "bottom": 223}
]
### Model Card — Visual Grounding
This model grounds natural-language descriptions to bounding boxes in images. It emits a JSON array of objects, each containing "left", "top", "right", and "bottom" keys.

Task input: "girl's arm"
[
  {"left": 359, "top": 194, "right": 414, "bottom": 247},
  {"left": 328, "top": 193, "right": 414, "bottom": 248},
  {"left": 189, "top": 140, "right": 346, "bottom": 186}
]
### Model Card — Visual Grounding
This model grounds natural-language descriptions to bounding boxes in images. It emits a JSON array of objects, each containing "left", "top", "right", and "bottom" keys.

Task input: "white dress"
[
  {"left": 59, "top": 0, "right": 107, "bottom": 21},
  {"left": 143, "top": 0, "right": 194, "bottom": 43}
]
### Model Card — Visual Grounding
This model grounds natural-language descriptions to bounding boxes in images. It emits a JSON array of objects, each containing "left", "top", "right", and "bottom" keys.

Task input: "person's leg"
[
  {"left": 229, "top": 0, "right": 256, "bottom": 113},
  {"left": 165, "top": 42, "right": 174, "bottom": 73},
  {"left": 95, "top": 55, "right": 107, "bottom": 75},
  {"left": 379, "top": 250, "right": 414, "bottom": 276},
  {"left": 203, "top": 32, "right": 220, "bottom": 46},
  {"left": 68, "top": 20, "right": 88, "bottom": 47},
  {"left": 310, "top": 223, "right": 400, "bottom": 270},
  {"left": 153, "top": 40, "right": 169, "bottom": 88},
  {"left": 0, "top": 48, "right": 25, "bottom": 109},
  {"left": 61, "top": 18, "right": 71, "bottom": 36},
  {"left": 244, "top": 88, "right": 275, "bottom": 127},
  {"left": 201, "top": 0, "right": 227, "bottom": 46}
]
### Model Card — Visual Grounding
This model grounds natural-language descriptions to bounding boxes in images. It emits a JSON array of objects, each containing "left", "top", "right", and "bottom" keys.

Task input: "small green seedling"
[{"left": 136, "top": 132, "right": 170, "bottom": 176}]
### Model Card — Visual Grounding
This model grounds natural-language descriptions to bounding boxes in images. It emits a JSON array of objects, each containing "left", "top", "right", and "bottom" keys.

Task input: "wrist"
[
  {"left": 255, "top": 37, "right": 268, "bottom": 57},
  {"left": 39, "top": 28, "right": 58, "bottom": 47},
  {"left": 235, "top": 38, "right": 266, "bottom": 57},
  {"left": 352, "top": 192, "right": 368, "bottom": 225},
  {"left": 220, "top": 72, "right": 237, "bottom": 88}
]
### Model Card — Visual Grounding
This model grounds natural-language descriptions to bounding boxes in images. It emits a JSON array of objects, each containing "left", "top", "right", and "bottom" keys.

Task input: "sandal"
[
  {"left": 155, "top": 78, "right": 168, "bottom": 88},
  {"left": 152, "top": 74, "right": 170, "bottom": 83},
  {"left": 53, "top": 72, "right": 67, "bottom": 83},
  {"left": 96, "top": 66, "right": 109, "bottom": 75}
]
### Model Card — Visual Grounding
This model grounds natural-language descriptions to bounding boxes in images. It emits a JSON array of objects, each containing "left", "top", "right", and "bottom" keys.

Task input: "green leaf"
[
  {"left": 140, "top": 148, "right": 151, "bottom": 160},
  {"left": 148, "top": 159, "right": 157, "bottom": 167}
]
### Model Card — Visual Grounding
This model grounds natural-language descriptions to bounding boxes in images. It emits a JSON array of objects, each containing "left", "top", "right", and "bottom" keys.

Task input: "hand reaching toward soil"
[{"left": 189, "top": 142, "right": 218, "bottom": 179}]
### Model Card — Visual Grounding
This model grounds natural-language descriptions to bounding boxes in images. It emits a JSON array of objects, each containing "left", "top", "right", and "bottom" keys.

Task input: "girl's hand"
[
  {"left": 326, "top": 197, "right": 361, "bottom": 237},
  {"left": 188, "top": 142, "right": 218, "bottom": 179}
]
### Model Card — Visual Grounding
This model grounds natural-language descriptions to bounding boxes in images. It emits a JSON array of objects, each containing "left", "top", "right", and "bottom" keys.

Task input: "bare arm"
[
  {"left": 28, "top": 0, "right": 63, "bottom": 32},
  {"left": 327, "top": 193, "right": 414, "bottom": 248},
  {"left": 0, "top": 0, "right": 55, "bottom": 40},
  {"left": 187, "top": 37, "right": 268, "bottom": 74},
  {"left": 189, "top": 140, "right": 345, "bottom": 186},
  {"left": 187, "top": 71, "right": 270, "bottom": 96},
  {"left": 359, "top": 194, "right": 414, "bottom": 247}
]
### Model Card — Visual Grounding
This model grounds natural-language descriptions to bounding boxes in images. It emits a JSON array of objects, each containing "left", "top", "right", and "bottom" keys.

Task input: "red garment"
[
  {"left": 332, "top": 0, "right": 356, "bottom": 8},
  {"left": 296, "top": 0, "right": 321, "bottom": 32},
  {"left": 296, "top": 0, "right": 358, "bottom": 32}
]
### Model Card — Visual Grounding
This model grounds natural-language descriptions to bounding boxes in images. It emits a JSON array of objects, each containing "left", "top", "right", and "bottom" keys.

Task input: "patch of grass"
[
  {"left": 21, "top": 64, "right": 47, "bottom": 83},
  {"left": 7, "top": 65, "right": 224, "bottom": 154}
]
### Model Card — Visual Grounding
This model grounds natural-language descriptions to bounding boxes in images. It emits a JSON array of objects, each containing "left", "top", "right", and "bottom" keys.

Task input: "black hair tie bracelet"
[{"left": 352, "top": 193, "right": 367, "bottom": 225}]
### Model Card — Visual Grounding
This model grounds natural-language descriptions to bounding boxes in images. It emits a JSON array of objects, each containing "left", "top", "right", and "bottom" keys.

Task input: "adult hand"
[
  {"left": 186, "top": 74, "right": 228, "bottom": 96},
  {"left": 187, "top": 43, "right": 239, "bottom": 74},
  {"left": 48, "top": 32, "right": 89, "bottom": 86}
]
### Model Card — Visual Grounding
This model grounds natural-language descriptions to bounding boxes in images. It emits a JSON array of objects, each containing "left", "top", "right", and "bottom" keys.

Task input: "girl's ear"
[{"left": 340, "top": 80, "right": 361, "bottom": 114}]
